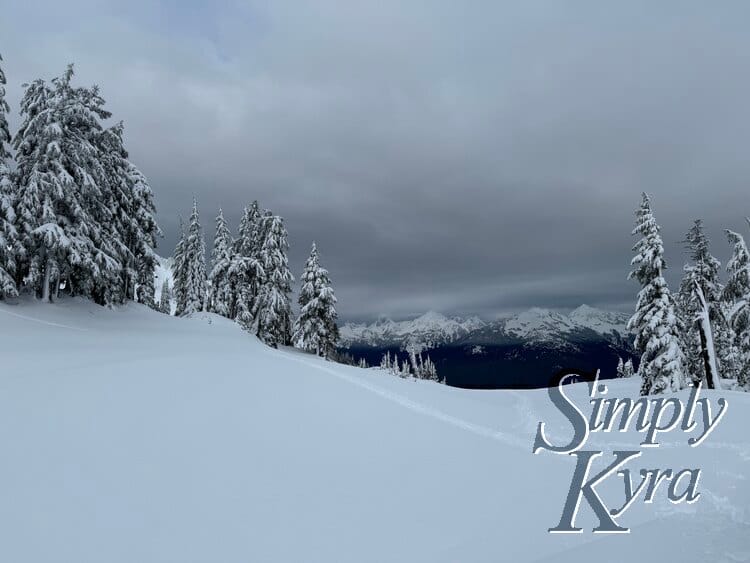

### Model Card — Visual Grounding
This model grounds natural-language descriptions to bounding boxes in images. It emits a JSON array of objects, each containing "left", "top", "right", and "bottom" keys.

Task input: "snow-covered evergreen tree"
[
  {"left": 232, "top": 201, "right": 263, "bottom": 325},
  {"left": 171, "top": 219, "right": 188, "bottom": 315},
  {"left": 627, "top": 193, "right": 685, "bottom": 395},
  {"left": 616, "top": 357, "right": 625, "bottom": 378},
  {"left": 293, "top": 242, "right": 339, "bottom": 358},
  {"left": 419, "top": 354, "right": 439, "bottom": 381},
  {"left": 677, "top": 220, "right": 725, "bottom": 385},
  {"left": 0, "top": 53, "right": 18, "bottom": 297},
  {"left": 724, "top": 228, "right": 750, "bottom": 389},
  {"left": 208, "top": 209, "right": 234, "bottom": 318},
  {"left": 179, "top": 200, "right": 207, "bottom": 316},
  {"left": 616, "top": 357, "right": 635, "bottom": 378},
  {"left": 17, "top": 67, "right": 125, "bottom": 302},
  {"left": 380, "top": 351, "right": 392, "bottom": 370},
  {"left": 399, "top": 358, "right": 411, "bottom": 378},
  {"left": 253, "top": 214, "right": 293, "bottom": 346},
  {"left": 11, "top": 65, "right": 158, "bottom": 305},
  {"left": 74, "top": 115, "right": 159, "bottom": 306},
  {"left": 158, "top": 278, "right": 172, "bottom": 315}
]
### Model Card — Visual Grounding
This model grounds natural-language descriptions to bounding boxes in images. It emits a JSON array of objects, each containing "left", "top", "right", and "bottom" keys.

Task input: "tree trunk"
[
  {"left": 695, "top": 283, "right": 722, "bottom": 390},
  {"left": 42, "top": 258, "right": 51, "bottom": 302}
]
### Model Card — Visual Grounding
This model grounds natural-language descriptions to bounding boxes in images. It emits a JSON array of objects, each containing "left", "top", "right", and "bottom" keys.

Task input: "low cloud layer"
[{"left": 4, "top": 1, "right": 750, "bottom": 320}]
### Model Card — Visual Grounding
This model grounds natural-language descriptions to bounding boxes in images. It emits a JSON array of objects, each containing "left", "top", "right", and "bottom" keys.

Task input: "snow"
[
  {"left": 340, "top": 310, "right": 487, "bottom": 347},
  {"left": 341, "top": 305, "right": 630, "bottom": 350},
  {"left": 1, "top": 299, "right": 749, "bottom": 562}
]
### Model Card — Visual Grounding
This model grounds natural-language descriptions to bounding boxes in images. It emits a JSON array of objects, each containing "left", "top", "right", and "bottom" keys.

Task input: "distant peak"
[
  {"left": 415, "top": 311, "right": 448, "bottom": 321},
  {"left": 571, "top": 304, "right": 597, "bottom": 314}
]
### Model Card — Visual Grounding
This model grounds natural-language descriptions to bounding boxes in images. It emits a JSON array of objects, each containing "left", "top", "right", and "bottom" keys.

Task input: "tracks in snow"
[
  {"left": 268, "top": 348, "right": 530, "bottom": 451},
  {"left": 0, "top": 305, "right": 89, "bottom": 331}
]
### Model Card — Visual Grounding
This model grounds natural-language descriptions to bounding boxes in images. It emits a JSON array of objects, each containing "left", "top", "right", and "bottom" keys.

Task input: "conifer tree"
[
  {"left": 253, "top": 214, "right": 293, "bottom": 346},
  {"left": 158, "top": 278, "right": 172, "bottom": 315},
  {"left": 627, "top": 193, "right": 685, "bottom": 395},
  {"left": 0, "top": 53, "right": 17, "bottom": 297},
  {"left": 380, "top": 351, "right": 392, "bottom": 370},
  {"left": 232, "top": 201, "right": 263, "bottom": 324},
  {"left": 172, "top": 219, "right": 188, "bottom": 315},
  {"left": 724, "top": 228, "right": 750, "bottom": 388},
  {"left": 11, "top": 65, "right": 157, "bottom": 305},
  {"left": 19, "top": 67, "right": 122, "bottom": 302},
  {"left": 293, "top": 242, "right": 339, "bottom": 358},
  {"left": 678, "top": 220, "right": 725, "bottom": 385},
  {"left": 180, "top": 200, "right": 207, "bottom": 316},
  {"left": 616, "top": 357, "right": 625, "bottom": 378},
  {"left": 208, "top": 209, "right": 234, "bottom": 318}
]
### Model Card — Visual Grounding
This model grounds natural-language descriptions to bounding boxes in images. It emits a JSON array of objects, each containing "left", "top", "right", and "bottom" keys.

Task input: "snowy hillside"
[{"left": 1, "top": 299, "right": 748, "bottom": 562}]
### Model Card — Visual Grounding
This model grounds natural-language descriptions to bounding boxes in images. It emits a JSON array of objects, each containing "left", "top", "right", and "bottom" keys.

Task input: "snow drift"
[{"left": 0, "top": 299, "right": 748, "bottom": 562}]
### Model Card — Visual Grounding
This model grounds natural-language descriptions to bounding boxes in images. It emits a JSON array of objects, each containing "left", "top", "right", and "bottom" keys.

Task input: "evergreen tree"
[
  {"left": 677, "top": 220, "right": 725, "bottom": 385},
  {"left": 399, "top": 358, "right": 411, "bottom": 378},
  {"left": 180, "top": 200, "right": 207, "bottom": 316},
  {"left": 232, "top": 201, "right": 263, "bottom": 324},
  {"left": 380, "top": 351, "right": 392, "bottom": 370},
  {"left": 724, "top": 228, "right": 750, "bottom": 388},
  {"left": 10, "top": 65, "right": 158, "bottom": 305},
  {"left": 293, "top": 242, "right": 339, "bottom": 358},
  {"left": 171, "top": 219, "right": 188, "bottom": 315},
  {"left": 0, "top": 53, "right": 17, "bottom": 297},
  {"left": 627, "top": 193, "right": 685, "bottom": 395},
  {"left": 208, "top": 209, "right": 234, "bottom": 317},
  {"left": 14, "top": 66, "right": 123, "bottom": 302},
  {"left": 158, "top": 278, "right": 172, "bottom": 315},
  {"left": 253, "top": 214, "right": 293, "bottom": 346}
]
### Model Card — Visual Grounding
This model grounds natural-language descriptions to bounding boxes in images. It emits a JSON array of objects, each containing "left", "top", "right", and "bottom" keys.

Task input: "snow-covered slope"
[{"left": 1, "top": 299, "right": 748, "bottom": 562}]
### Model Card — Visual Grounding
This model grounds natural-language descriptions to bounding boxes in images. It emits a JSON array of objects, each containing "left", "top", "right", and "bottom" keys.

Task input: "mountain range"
[{"left": 339, "top": 305, "right": 635, "bottom": 389}]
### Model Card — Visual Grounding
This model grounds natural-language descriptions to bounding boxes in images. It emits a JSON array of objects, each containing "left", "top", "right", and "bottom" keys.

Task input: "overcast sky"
[{"left": 4, "top": 1, "right": 750, "bottom": 321}]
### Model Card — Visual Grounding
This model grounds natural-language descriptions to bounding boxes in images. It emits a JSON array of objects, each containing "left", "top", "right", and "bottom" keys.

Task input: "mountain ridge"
[{"left": 340, "top": 305, "right": 630, "bottom": 350}]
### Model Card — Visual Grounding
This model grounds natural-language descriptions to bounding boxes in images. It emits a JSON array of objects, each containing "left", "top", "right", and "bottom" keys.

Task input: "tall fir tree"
[
  {"left": 171, "top": 219, "right": 188, "bottom": 315},
  {"left": 179, "top": 200, "right": 207, "bottom": 316},
  {"left": 13, "top": 66, "right": 119, "bottom": 302},
  {"left": 677, "top": 220, "right": 726, "bottom": 385},
  {"left": 627, "top": 193, "right": 685, "bottom": 395},
  {"left": 253, "top": 214, "right": 293, "bottom": 346},
  {"left": 0, "top": 53, "right": 18, "bottom": 296},
  {"left": 208, "top": 209, "right": 234, "bottom": 317},
  {"left": 232, "top": 201, "right": 263, "bottom": 325},
  {"left": 99, "top": 124, "right": 159, "bottom": 306},
  {"left": 158, "top": 278, "right": 172, "bottom": 315},
  {"left": 293, "top": 242, "right": 339, "bottom": 358},
  {"left": 724, "top": 227, "right": 750, "bottom": 389},
  {"left": 11, "top": 65, "right": 158, "bottom": 305}
]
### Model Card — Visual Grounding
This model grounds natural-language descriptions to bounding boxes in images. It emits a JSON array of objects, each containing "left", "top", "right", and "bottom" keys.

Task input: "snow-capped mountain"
[
  {"left": 340, "top": 305, "right": 629, "bottom": 350},
  {"left": 340, "top": 311, "right": 486, "bottom": 350},
  {"left": 340, "top": 306, "right": 633, "bottom": 388}
]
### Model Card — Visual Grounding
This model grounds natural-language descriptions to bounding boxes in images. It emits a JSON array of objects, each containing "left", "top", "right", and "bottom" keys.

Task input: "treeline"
[
  {"left": 0, "top": 56, "right": 341, "bottom": 359},
  {"left": 0, "top": 57, "right": 159, "bottom": 305},
  {"left": 379, "top": 349, "right": 443, "bottom": 383},
  {"left": 168, "top": 200, "right": 339, "bottom": 357},
  {"left": 627, "top": 193, "right": 750, "bottom": 394}
]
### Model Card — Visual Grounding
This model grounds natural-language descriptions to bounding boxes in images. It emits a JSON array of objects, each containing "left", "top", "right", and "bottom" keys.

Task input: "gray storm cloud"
[{"left": 3, "top": 1, "right": 750, "bottom": 320}]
